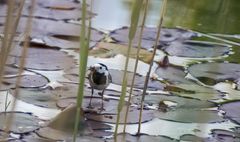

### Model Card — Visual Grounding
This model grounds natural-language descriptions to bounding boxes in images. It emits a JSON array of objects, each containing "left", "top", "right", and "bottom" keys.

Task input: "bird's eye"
[{"left": 100, "top": 67, "right": 102, "bottom": 69}]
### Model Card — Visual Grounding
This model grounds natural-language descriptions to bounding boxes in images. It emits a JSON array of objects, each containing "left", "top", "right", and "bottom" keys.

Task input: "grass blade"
[{"left": 137, "top": 0, "right": 168, "bottom": 134}]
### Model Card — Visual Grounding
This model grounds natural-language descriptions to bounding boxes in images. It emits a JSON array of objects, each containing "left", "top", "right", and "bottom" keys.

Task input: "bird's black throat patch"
[{"left": 92, "top": 72, "right": 107, "bottom": 85}]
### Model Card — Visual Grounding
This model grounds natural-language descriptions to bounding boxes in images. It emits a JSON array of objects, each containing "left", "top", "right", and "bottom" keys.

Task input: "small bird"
[{"left": 88, "top": 63, "right": 112, "bottom": 110}]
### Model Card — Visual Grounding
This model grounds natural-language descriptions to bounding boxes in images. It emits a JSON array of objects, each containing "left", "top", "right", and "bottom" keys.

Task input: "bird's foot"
[
  {"left": 87, "top": 104, "right": 94, "bottom": 109},
  {"left": 98, "top": 107, "right": 105, "bottom": 111}
]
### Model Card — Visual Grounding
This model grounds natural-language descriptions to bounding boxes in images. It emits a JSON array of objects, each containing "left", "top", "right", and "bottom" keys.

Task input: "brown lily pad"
[
  {"left": 3, "top": 74, "right": 49, "bottom": 88},
  {"left": 16, "top": 47, "right": 76, "bottom": 70},
  {"left": 0, "top": 112, "right": 40, "bottom": 134},
  {"left": 110, "top": 27, "right": 197, "bottom": 49},
  {"left": 89, "top": 42, "right": 153, "bottom": 63}
]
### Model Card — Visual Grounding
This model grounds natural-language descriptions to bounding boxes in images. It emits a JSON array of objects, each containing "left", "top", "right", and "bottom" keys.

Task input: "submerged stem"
[
  {"left": 123, "top": 0, "right": 150, "bottom": 133},
  {"left": 137, "top": 0, "right": 168, "bottom": 134}
]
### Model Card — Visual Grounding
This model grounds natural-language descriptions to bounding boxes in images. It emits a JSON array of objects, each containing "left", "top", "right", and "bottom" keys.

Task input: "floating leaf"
[
  {"left": 107, "top": 133, "right": 178, "bottom": 142},
  {"left": 16, "top": 47, "right": 76, "bottom": 70},
  {"left": 188, "top": 62, "right": 240, "bottom": 85},
  {"left": 89, "top": 42, "right": 153, "bottom": 63},
  {"left": 220, "top": 101, "right": 240, "bottom": 125},
  {"left": 163, "top": 40, "right": 230, "bottom": 58},
  {"left": 110, "top": 27, "right": 197, "bottom": 49},
  {"left": 0, "top": 112, "right": 40, "bottom": 134}
]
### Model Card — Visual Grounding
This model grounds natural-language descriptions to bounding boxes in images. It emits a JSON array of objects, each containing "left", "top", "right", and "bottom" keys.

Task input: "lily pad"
[
  {"left": 188, "top": 62, "right": 240, "bottom": 85},
  {"left": 154, "top": 66, "right": 191, "bottom": 84},
  {"left": 86, "top": 107, "right": 154, "bottom": 124},
  {"left": 3, "top": 66, "right": 19, "bottom": 78},
  {"left": 89, "top": 42, "right": 153, "bottom": 63},
  {"left": 57, "top": 97, "right": 127, "bottom": 114},
  {"left": 16, "top": 47, "right": 76, "bottom": 70},
  {"left": 219, "top": 101, "right": 240, "bottom": 125},
  {"left": 0, "top": 112, "right": 40, "bottom": 134},
  {"left": 154, "top": 109, "right": 224, "bottom": 123},
  {"left": 132, "top": 94, "right": 216, "bottom": 109},
  {"left": 110, "top": 27, "right": 197, "bottom": 49},
  {"left": 163, "top": 40, "right": 230, "bottom": 58},
  {"left": 3, "top": 74, "right": 49, "bottom": 88},
  {"left": 106, "top": 133, "right": 178, "bottom": 142}
]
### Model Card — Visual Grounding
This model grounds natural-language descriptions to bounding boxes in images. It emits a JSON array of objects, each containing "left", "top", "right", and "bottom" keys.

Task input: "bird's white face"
[{"left": 91, "top": 63, "right": 109, "bottom": 75}]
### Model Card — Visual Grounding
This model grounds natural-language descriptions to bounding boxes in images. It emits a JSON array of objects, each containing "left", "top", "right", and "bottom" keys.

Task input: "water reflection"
[{"left": 92, "top": 0, "right": 240, "bottom": 34}]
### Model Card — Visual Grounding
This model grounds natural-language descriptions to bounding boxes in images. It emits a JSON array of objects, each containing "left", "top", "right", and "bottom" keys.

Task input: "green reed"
[
  {"left": 114, "top": 0, "right": 144, "bottom": 141},
  {"left": 137, "top": 0, "right": 168, "bottom": 134},
  {"left": 73, "top": 0, "right": 92, "bottom": 141},
  {"left": 123, "top": 0, "right": 150, "bottom": 133}
]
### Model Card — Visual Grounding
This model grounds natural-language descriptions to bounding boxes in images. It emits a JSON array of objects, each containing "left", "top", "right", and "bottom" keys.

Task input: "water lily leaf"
[
  {"left": 154, "top": 66, "right": 191, "bottom": 84},
  {"left": 57, "top": 97, "right": 126, "bottom": 114},
  {"left": 10, "top": 88, "right": 59, "bottom": 108},
  {"left": 0, "top": 112, "right": 40, "bottom": 134},
  {"left": 220, "top": 101, "right": 240, "bottom": 125},
  {"left": 154, "top": 109, "right": 224, "bottom": 123},
  {"left": 110, "top": 69, "right": 165, "bottom": 90},
  {"left": 89, "top": 42, "right": 153, "bottom": 63},
  {"left": 107, "top": 133, "right": 178, "bottom": 142},
  {"left": 3, "top": 74, "right": 49, "bottom": 88},
  {"left": 188, "top": 62, "right": 240, "bottom": 85},
  {"left": 16, "top": 47, "right": 76, "bottom": 70},
  {"left": 167, "top": 83, "right": 222, "bottom": 100},
  {"left": 132, "top": 94, "right": 216, "bottom": 109},
  {"left": 110, "top": 27, "right": 197, "bottom": 49},
  {"left": 86, "top": 107, "right": 154, "bottom": 124},
  {"left": 163, "top": 40, "right": 230, "bottom": 58},
  {"left": 3, "top": 66, "right": 19, "bottom": 77}
]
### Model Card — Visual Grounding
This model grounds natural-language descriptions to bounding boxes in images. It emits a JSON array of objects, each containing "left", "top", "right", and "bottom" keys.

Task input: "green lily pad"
[
  {"left": 188, "top": 62, "right": 240, "bottom": 85},
  {"left": 163, "top": 40, "right": 230, "bottom": 58},
  {"left": 0, "top": 112, "right": 40, "bottom": 134},
  {"left": 132, "top": 94, "right": 216, "bottom": 109},
  {"left": 154, "top": 109, "right": 224, "bottom": 123}
]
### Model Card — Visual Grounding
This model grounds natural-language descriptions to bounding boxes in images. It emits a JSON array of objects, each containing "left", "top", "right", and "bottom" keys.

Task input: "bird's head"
[{"left": 90, "top": 63, "right": 109, "bottom": 75}]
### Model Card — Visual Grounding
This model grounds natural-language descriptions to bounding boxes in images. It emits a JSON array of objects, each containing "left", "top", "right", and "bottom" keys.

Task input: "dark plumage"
[{"left": 88, "top": 63, "right": 112, "bottom": 110}]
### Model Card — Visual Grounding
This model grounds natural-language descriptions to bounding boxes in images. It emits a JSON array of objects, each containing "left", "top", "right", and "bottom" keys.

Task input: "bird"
[{"left": 87, "top": 63, "right": 112, "bottom": 110}]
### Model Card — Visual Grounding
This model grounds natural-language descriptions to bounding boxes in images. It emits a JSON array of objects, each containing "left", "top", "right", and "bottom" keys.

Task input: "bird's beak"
[{"left": 89, "top": 66, "right": 95, "bottom": 71}]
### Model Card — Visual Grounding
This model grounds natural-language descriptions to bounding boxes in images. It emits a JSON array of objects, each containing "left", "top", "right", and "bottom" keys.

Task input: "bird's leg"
[
  {"left": 87, "top": 88, "right": 94, "bottom": 109},
  {"left": 100, "top": 89, "right": 105, "bottom": 111}
]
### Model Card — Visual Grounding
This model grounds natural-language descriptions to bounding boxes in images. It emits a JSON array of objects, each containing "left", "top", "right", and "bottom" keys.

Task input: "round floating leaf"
[
  {"left": 10, "top": 88, "right": 59, "bottom": 108},
  {"left": 106, "top": 133, "right": 178, "bottom": 142},
  {"left": 220, "top": 101, "right": 240, "bottom": 125},
  {"left": 16, "top": 47, "right": 76, "bottom": 70},
  {"left": 154, "top": 109, "right": 224, "bottom": 123},
  {"left": 0, "top": 112, "right": 40, "bottom": 134},
  {"left": 132, "top": 94, "right": 216, "bottom": 109},
  {"left": 154, "top": 66, "right": 191, "bottom": 84},
  {"left": 57, "top": 97, "right": 126, "bottom": 114},
  {"left": 89, "top": 42, "right": 153, "bottom": 63},
  {"left": 188, "top": 62, "right": 240, "bottom": 85},
  {"left": 163, "top": 40, "right": 230, "bottom": 58},
  {"left": 3, "top": 75, "right": 49, "bottom": 88},
  {"left": 166, "top": 83, "right": 222, "bottom": 100},
  {"left": 86, "top": 107, "right": 154, "bottom": 124},
  {"left": 110, "top": 27, "right": 196, "bottom": 49},
  {"left": 3, "top": 66, "right": 19, "bottom": 77}
]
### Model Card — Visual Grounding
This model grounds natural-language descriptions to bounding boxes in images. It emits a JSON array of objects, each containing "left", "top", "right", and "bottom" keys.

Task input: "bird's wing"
[{"left": 108, "top": 73, "right": 112, "bottom": 83}]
